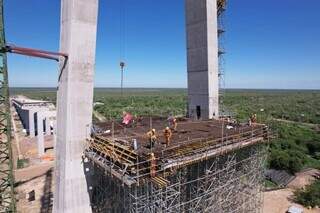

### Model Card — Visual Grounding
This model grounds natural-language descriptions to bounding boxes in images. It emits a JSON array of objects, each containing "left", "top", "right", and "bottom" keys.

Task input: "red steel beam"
[
  {"left": 5, "top": 45, "right": 68, "bottom": 61},
  {"left": 10, "top": 50, "right": 60, "bottom": 61},
  {"left": 8, "top": 46, "right": 68, "bottom": 57}
]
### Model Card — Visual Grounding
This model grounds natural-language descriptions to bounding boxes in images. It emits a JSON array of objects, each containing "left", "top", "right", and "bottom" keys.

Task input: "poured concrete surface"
[
  {"left": 54, "top": 0, "right": 99, "bottom": 212},
  {"left": 186, "top": 0, "right": 219, "bottom": 119}
]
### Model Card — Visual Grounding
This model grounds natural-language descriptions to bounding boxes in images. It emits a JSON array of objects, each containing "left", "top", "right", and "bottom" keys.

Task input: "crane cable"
[{"left": 119, "top": 0, "right": 126, "bottom": 96}]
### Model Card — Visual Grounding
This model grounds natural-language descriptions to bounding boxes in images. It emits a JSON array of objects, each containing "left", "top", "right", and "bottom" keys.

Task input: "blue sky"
[{"left": 5, "top": 0, "right": 320, "bottom": 89}]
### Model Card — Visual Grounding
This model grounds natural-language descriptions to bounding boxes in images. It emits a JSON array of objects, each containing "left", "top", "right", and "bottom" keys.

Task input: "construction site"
[
  {"left": 0, "top": 0, "right": 271, "bottom": 213},
  {"left": 88, "top": 118, "right": 268, "bottom": 212}
]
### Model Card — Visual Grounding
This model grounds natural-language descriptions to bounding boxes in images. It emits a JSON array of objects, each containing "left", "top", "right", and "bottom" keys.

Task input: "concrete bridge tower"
[
  {"left": 186, "top": 0, "right": 220, "bottom": 120},
  {"left": 53, "top": 0, "right": 99, "bottom": 212}
]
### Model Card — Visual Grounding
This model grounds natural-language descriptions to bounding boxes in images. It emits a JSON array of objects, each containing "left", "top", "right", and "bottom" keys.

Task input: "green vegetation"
[
  {"left": 94, "top": 88, "right": 186, "bottom": 119},
  {"left": 294, "top": 180, "right": 320, "bottom": 208},
  {"left": 268, "top": 122, "right": 320, "bottom": 173},
  {"left": 222, "top": 89, "right": 320, "bottom": 124},
  {"left": 12, "top": 88, "right": 320, "bottom": 123},
  {"left": 11, "top": 88, "right": 320, "bottom": 173},
  {"left": 264, "top": 179, "right": 278, "bottom": 188},
  {"left": 17, "top": 158, "right": 29, "bottom": 169},
  {"left": 222, "top": 90, "right": 320, "bottom": 174}
]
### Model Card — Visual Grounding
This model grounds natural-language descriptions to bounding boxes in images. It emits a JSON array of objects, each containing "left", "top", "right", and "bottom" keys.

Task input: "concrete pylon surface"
[
  {"left": 45, "top": 117, "right": 51, "bottom": 135},
  {"left": 28, "top": 110, "right": 35, "bottom": 137},
  {"left": 36, "top": 112, "right": 45, "bottom": 157},
  {"left": 53, "top": 0, "right": 99, "bottom": 212},
  {"left": 186, "top": 0, "right": 219, "bottom": 120}
]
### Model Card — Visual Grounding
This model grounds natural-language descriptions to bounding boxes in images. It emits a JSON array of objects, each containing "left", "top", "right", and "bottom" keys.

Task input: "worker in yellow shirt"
[{"left": 163, "top": 127, "right": 172, "bottom": 147}]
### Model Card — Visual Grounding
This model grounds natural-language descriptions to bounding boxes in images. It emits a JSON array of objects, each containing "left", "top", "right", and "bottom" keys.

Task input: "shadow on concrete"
[
  {"left": 40, "top": 168, "right": 53, "bottom": 213},
  {"left": 83, "top": 157, "right": 96, "bottom": 212},
  {"left": 15, "top": 173, "right": 46, "bottom": 187}
]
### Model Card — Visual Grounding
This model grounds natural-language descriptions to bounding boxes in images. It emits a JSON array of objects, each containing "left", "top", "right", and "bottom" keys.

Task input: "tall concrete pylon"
[
  {"left": 53, "top": 0, "right": 99, "bottom": 212},
  {"left": 186, "top": 0, "right": 219, "bottom": 120}
]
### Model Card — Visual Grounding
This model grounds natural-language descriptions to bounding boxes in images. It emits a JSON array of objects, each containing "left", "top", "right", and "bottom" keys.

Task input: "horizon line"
[{"left": 9, "top": 87, "right": 320, "bottom": 91}]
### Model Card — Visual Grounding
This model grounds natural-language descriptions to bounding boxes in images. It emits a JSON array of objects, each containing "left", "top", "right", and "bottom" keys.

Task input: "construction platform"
[{"left": 85, "top": 117, "right": 268, "bottom": 186}]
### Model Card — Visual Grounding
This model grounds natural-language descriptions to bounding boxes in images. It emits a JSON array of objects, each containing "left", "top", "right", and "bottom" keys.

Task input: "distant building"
[
  {"left": 12, "top": 97, "right": 56, "bottom": 137},
  {"left": 12, "top": 97, "right": 56, "bottom": 157}
]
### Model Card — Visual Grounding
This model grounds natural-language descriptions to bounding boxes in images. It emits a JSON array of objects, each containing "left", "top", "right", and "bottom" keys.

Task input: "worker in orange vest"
[
  {"left": 163, "top": 127, "right": 172, "bottom": 147},
  {"left": 150, "top": 153, "right": 156, "bottom": 177}
]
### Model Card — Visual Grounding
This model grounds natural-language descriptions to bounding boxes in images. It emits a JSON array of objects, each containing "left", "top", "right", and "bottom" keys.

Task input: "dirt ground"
[
  {"left": 263, "top": 169, "right": 320, "bottom": 213},
  {"left": 288, "top": 169, "right": 320, "bottom": 189},
  {"left": 15, "top": 162, "right": 54, "bottom": 213}
]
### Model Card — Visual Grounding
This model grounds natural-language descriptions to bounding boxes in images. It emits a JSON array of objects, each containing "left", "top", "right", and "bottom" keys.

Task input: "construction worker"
[
  {"left": 147, "top": 128, "right": 157, "bottom": 149},
  {"left": 167, "top": 115, "right": 178, "bottom": 131},
  {"left": 122, "top": 111, "right": 133, "bottom": 125},
  {"left": 163, "top": 127, "right": 172, "bottom": 147},
  {"left": 250, "top": 114, "right": 257, "bottom": 123},
  {"left": 172, "top": 117, "right": 178, "bottom": 131},
  {"left": 150, "top": 153, "right": 156, "bottom": 177}
]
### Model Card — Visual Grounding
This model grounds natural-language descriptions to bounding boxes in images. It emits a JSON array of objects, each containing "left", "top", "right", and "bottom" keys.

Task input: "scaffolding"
[
  {"left": 85, "top": 119, "right": 268, "bottom": 213},
  {"left": 218, "top": 0, "right": 227, "bottom": 116}
]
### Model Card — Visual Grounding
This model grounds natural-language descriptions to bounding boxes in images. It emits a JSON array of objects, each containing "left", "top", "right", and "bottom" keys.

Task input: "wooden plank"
[
  {"left": 94, "top": 136, "right": 138, "bottom": 160},
  {"left": 91, "top": 141, "right": 136, "bottom": 166}
]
